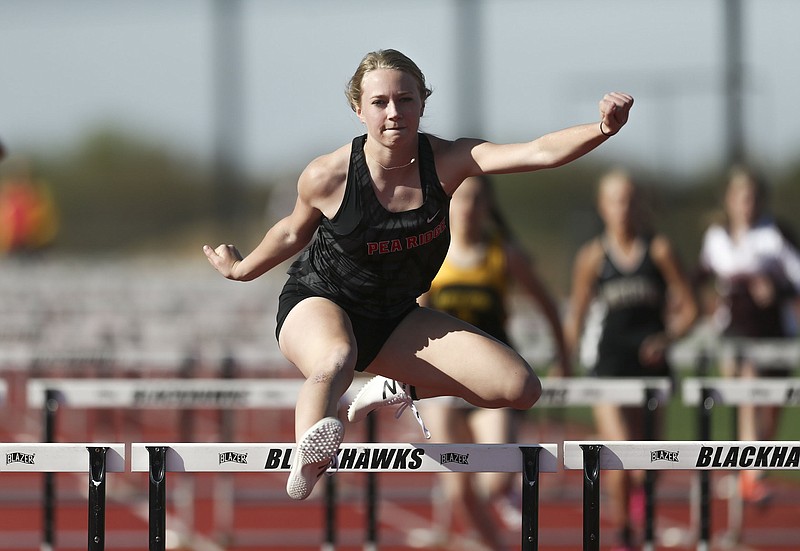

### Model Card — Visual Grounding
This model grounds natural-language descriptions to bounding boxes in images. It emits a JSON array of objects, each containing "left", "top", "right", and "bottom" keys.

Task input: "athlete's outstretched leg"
[{"left": 278, "top": 297, "right": 356, "bottom": 499}]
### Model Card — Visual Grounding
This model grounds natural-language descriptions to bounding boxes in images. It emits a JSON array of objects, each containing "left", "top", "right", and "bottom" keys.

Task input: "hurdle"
[
  {"left": 27, "top": 377, "right": 392, "bottom": 549},
  {"left": 683, "top": 376, "right": 800, "bottom": 545},
  {"left": 536, "top": 377, "right": 671, "bottom": 408},
  {"left": 0, "top": 443, "right": 124, "bottom": 551},
  {"left": 131, "top": 442, "right": 558, "bottom": 551},
  {"left": 539, "top": 376, "right": 671, "bottom": 549},
  {"left": 26, "top": 377, "right": 303, "bottom": 549},
  {"left": 564, "top": 440, "right": 800, "bottom": 551},
  {"left": 440, "top": 377, "right": 670, "bottom": 548}
]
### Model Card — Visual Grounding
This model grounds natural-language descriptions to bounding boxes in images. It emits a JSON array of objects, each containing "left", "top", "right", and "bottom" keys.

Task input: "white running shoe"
[
  {"left": 286, "top": 416, "right": 344, "bottom": 500},
  {"left": 347, "top": 376, "right": 431, "bottom": 439}
]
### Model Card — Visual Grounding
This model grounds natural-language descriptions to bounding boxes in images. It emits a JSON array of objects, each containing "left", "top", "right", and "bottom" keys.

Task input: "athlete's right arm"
[
  {"left": 204, "top": 154, "right": 342, "bottom": 281},
  {"left": 563, "top": 240, "right": 601, "bottom": 363}
]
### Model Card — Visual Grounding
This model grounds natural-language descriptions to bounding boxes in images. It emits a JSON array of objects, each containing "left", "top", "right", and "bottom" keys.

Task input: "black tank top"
[
  {"left": 287, "top": 133, "right": 451, "bottom": 318},
  {"left": 595, "top": 236, "right": 668, "bottom": 376}
]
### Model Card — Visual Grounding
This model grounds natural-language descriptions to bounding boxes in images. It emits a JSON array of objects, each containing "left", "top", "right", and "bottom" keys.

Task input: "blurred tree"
[
  {"left": 15, "top": 126, "right": 800, "bottom": 291},
  {"left": 30, "top": 128, "right": 271, "bottom": 256}
]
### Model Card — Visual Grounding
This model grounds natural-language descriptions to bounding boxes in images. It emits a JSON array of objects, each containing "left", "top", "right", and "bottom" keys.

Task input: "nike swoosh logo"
[{"left": 427, "top": 210, "right": 440, "bottom": 223}]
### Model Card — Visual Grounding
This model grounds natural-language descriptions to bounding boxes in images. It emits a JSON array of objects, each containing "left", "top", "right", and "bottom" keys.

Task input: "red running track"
[{"left": 1, "top": 393, "right": 799, "bottom": 550}]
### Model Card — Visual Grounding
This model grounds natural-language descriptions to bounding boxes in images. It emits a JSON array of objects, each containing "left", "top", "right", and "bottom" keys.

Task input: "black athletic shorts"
[{"left": 275, "top": 277, "right": 418, "bottom": 372}]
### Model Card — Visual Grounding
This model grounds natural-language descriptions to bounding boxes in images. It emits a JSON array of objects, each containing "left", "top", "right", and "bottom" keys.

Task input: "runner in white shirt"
[{"left": 698, "top": 164, "right": 800, "bottom": 503}]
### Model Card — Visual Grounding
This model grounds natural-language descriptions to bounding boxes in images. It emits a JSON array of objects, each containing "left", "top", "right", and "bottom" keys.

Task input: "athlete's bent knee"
[
  {"left": 307, "top": 346, "right": 356, "bottom": 389},
  {"left": 509, "top": 371, "right": 542, "bottom": 410}
]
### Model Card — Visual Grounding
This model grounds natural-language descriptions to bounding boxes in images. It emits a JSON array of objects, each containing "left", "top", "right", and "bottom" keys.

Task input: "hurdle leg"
[
  {"left": 148, "top": 446, "right": 168, "bottom": 551},
  {"left": 87, "top": 447, "right": 109, "bottom": 551},
  {"left": 215, "top": 356, "right": 237, "bottom": 546},
  {"left": 581, "top": 444, "right": 602, "bottom": 551},
  {"left": 42, "top": 389, "right": 59, "bottom": 551},
  {"left": 520, "top": 446, "right": 542, "bottom": 551},
  {"left": 697, "top": 387, "right": 713, "bottom": 551},
  {"left": 643, "top": 388, "right": 659, "bottom": 551},
  {"left": 323, "top": 475, "right": 336, "bottom": 551}
]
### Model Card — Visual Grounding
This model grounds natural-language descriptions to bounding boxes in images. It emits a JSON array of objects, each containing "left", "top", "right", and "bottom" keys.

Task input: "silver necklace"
[{"left": 366, "top": 151, "right": 416, "bottom": 171}]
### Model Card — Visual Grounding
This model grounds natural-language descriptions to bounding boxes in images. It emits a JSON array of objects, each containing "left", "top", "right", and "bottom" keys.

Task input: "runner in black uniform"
[
  {"left": 205, "top": 49, "right": 634, "bottom": 500},
  {"left": 593, "top": 235, "right": 669, "bottom": 378},
  {"left": 416, "top": 175, "right": 568, "bottom": 551},
  {"left": 564, "top": 169, "right": 697, "bottom": 550},
  {"left": 277, "top": 133, "right": 449, "bottom": 372}
]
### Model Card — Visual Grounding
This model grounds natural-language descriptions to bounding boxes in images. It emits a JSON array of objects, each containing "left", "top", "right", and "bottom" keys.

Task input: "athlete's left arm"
[
  {"left": 651, "top": 235, "right": 699, "bottom": 341},
  {"left": 436, "top": 93, "right": 633, "bottom": 186}
]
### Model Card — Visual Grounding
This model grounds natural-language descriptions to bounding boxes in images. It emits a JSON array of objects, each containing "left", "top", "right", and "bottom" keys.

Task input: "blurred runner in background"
[
  {"left": 565, "top": 169, "right": 697, "bottom": 551},
  {"left": 415, "top": 175, "right": 568, "bottom": 550},
  {"left": 697, "top": 164, "right": 800, "bottom": 504}
]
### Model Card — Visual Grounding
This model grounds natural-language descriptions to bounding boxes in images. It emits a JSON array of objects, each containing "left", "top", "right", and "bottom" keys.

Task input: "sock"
[{"left": 409, "top": 384, "right": 419, "bottom": 401}]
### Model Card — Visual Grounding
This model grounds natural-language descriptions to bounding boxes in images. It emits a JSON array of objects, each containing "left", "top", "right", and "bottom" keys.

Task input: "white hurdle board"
[
  {"left": 27, "top": 378, "right": 304, "bottom": 409},
  {"left": 717, "top": 339, "right": 800, "bottom": 367},
  {"left": 671, "top": 338, "right": 800, "bottom": 368},
  {"left": 563, "top": 440, "right": 800, "bottom": 470},
  {"left": 683, "top": 377, "right": 800, "bottom": 406},
  {"left": 537, "top": 377, "right": 671, "bottom": 406},
  {"left": 131, "top": 443, "right": 559, "bottom": 473},
  {"left": 0, "top": 443, "right": 125, "bottom": 472}
]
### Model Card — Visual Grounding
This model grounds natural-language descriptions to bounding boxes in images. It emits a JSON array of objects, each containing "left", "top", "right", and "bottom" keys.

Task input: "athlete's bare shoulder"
[
  {"left": 298, "top": 143, "right": 350, "bottom": 213},
  {"left": 576, "top": 237, "right": 605, "bottom": 272},
  {"left": 424, "top": 134, "right": 480, "bottom": 193}
]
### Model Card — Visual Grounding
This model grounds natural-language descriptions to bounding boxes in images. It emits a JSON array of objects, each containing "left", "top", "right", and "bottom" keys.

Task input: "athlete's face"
[
  {"left": 356, "top": 69, "right": 424, "bottom": 145},
  {"left": 598, "top": 177, "right": 637, "bottom": 234},
  {"left": 725, "top": 176, "right": 759, "bottom": 228}
]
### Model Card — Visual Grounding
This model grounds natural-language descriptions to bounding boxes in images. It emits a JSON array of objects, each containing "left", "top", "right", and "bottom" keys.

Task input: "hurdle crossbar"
[
  {"left": 537, "top": 377, "right": 671, "bottom": 406},
  {"left": 670, "top": 338, "right": 800, "bottom": 368},
  {"left": 716, "top": 338, "right": 800, "bottom": 367},
  {"left": 563, "top": 441, "right": 800, "bottom": 551},
  {"left": 27, "top": 378, "right": 304, "bottom": 409},
  {"left": 131, "top": 442, "right": 557, "bottom": 551},
  {"left": 0, "top": 443, "right": 124, "bottom": 551},
  {"left": 683, "top": 377, "right": 800, "bottom": 406}
]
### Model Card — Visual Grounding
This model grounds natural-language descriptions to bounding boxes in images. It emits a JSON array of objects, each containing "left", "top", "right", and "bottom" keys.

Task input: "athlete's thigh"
[
  {"left": 278, "top": 297, "right": 356, "bottom": 378},
  {"left": 370, "top": 307, "right": 531, "bottom": 394}
]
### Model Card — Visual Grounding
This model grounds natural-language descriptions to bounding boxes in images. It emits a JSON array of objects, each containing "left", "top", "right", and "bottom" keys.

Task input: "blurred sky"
[{"left": 2, "top": 0, "right": 800, "bottom": 180}]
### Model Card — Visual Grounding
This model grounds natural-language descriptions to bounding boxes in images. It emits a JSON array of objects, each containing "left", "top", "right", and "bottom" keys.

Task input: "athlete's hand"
[
  {"left": 748, "top": 274, "right": 777, "bottom": 308},
  {"left": 599, "top": 92, "right": 634, "bottom": 136},
  {"left": 203, "top": 243, "right": 243, "bottom": 280},
  {"left": 639, "top": 333, "right": 668, "bottom": 368}
]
